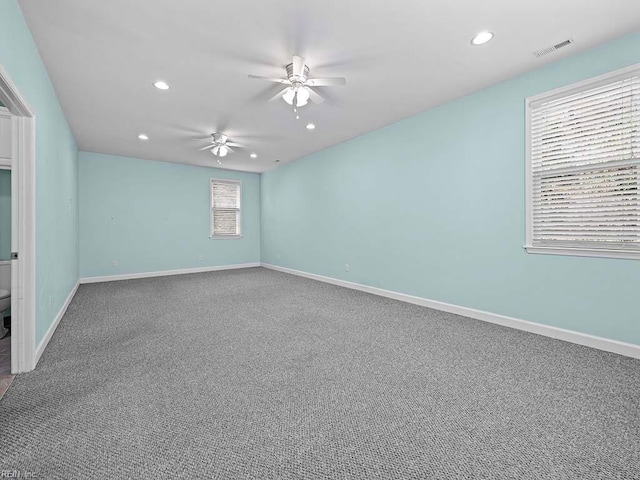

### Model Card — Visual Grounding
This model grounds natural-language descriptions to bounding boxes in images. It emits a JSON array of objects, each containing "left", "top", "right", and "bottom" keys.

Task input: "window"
[
  {"left": 526, "top": 65, "right": 640, "bottom": 259},
  {"left": 210, "top": 179, "right": 241, "bottom": 238}
]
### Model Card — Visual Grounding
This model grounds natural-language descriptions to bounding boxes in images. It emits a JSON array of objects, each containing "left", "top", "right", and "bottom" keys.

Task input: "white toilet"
[
  {"left": 0, "top": 262, "right": 10, "bottom": 337},
  {"left": 0, "top": 288, "right": 9, "bottom": 314}
]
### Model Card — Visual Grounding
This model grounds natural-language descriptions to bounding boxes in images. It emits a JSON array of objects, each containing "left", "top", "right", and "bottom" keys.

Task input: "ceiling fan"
[
  {"left": 198, "top": 133, "right": 241, "bottom": 161},
  {"left": 249, "top": 55, "right": 346, "bottom": 109}
]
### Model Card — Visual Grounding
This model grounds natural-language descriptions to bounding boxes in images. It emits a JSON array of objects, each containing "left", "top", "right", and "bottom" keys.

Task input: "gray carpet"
[{"left": 1, "top": 267, "right": 639, "bottom": 479}]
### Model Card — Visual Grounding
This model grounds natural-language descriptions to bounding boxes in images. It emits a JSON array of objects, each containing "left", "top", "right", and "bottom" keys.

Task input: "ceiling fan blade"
[
  {"left": 308, "top": 87, "right": 324, "bottom": 104},
  {"left": 307, "top": 77, "right": 347, "bottom": 87},
  {"left": 234, "top": 133, "right": 283, "bottom": 141},
  {"left": 269, "top": 87, "right": 290, "bottom": 102},
  {"left": 226, "top": 147, "right": 235, "bottom": 154},
  {"left": 198, "top": 145, "right": 214, "bottom": 151},
  {"left": 248, "top": 74, "right": 289, "bottom": 84},
  {"left": 292, "top": 55, "right": 306, "bottom": 77},
  {"left": 226, "top": 142, "right": 243, "bottom": 148}
]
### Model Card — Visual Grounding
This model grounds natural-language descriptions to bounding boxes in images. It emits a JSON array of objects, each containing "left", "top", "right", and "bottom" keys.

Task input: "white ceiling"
[{"left": 18, "top": 0, "right": 640, "bottom": 173}]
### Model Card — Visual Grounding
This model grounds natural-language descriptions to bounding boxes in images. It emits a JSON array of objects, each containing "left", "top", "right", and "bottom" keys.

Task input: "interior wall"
[
  {"left": 79, "top": 152, "right": 260, "bottom": 278},
  {"left": 261, "top": 31, "right": 640, "bottom": 347},
  {"left": 0, "top": 170, "right": 10, "bottom": 260},
  {"left": 0, "top": 0, "right": 79, "bottom": 344}
]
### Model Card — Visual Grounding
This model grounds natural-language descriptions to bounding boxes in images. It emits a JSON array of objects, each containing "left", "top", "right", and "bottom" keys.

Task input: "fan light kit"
[
  {"left": 249, "top": 55, "right": 346, "bottom": 115},
  {"left": 306, "top": 123, "right": 315, "bottom": 130},
  {"left": 471, "top": 31, "right": 494, "bottom": 45}
]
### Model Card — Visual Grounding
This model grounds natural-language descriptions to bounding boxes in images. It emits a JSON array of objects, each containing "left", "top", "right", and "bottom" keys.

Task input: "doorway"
[
  {"left": 0, "top": 65, "right": 36, "bottom": 374},
  {"left": 0, "top": 120, "right": 10, "bottom": 384}
]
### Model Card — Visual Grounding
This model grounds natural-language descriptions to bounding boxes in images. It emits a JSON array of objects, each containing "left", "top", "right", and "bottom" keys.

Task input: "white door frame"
[{"left": 0, "top": 65, "right": 36, "bottom": 373}]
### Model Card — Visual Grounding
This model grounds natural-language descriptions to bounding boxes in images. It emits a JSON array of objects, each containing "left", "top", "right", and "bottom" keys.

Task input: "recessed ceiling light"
[
  {"left": 138, "top": 134, "right": 149, "bottom": 140},
  {"left": 250, "top": 153, "right": 257, "bottom": 159},
  {"left": 471, "top": 31, "right": 494, "bottom": 46},
  {"left": 306, "top": 123, "right": 316, "bottom": 130},
  {"left": 153, "top": 81, "right": 170, "bottom": 90}
]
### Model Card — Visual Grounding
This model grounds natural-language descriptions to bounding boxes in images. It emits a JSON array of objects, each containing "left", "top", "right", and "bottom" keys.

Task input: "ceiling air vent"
[{"left": 533, "top": 38, "right": 574, "bottom": 58}]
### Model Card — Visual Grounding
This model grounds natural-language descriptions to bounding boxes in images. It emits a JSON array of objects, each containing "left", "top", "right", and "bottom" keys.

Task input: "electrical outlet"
[
  {"left": 198, "top": 255, "right": 204, "bottom": 261},
  {"left": 112, "top": 260, "right": 119, "bottom": 267},
  {"left": 277, "top": 253, "right": 281, "bottom": 259},
  {"left": 345, "top": 264, "right": 350, "bottom": 272}
]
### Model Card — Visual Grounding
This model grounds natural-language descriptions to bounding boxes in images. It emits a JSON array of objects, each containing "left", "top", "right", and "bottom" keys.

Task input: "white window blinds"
[
  {"left": 210, "top": 179, "right": 241, "bottom": 237},
  {"left": 528, "top": 70, "right": 640, "bottom": 256}
]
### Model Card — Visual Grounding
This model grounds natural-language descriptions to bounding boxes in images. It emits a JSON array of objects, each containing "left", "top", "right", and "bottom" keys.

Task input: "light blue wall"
[
  {"left": 0, "top": 0, "right": 79, "bottom": 344},
  {"left": 0, "top": 170, "right": 10, "bottom": 260},
  {"left": 261, "top": 31, "right": 640, "bottom": 347},
  {"left": 79, "top": 152, "right": 260, "bottom": 277}
]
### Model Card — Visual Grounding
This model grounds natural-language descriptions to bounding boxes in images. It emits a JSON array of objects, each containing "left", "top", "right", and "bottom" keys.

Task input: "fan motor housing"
[
  {"left": 212, "top": 133, "right": 228, "bottom": 144},
  {"left": 286, "top": 63, "right": 309, "bottom": 83}
]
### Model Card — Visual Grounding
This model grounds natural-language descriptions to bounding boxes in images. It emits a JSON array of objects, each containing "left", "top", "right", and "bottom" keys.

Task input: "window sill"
[
  {"left": 524, "top": 245, "right": 640, "bottom": 260},
  {"left": 210, "top": 235, "right": 243, "bottom": 240}
]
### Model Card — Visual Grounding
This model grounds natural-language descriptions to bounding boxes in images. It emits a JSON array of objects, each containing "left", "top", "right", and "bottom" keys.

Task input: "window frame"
[
  {"left": 210, "top": 178, "right": 242, "bottom": 240},
  {"left": 525, "top": 63, "right": 640, "bottom": 260}
]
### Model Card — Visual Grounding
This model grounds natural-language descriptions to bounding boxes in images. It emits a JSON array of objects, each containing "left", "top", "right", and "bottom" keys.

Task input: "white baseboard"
[
  {"left": 35, "top": 280, "right": 79, "bottom": 365},
  {"left": 80, "top": 262, "right": 261, "bottom": 284},
  {"left": 261, "top": 263, "right": 640, "bottom": 360}
]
